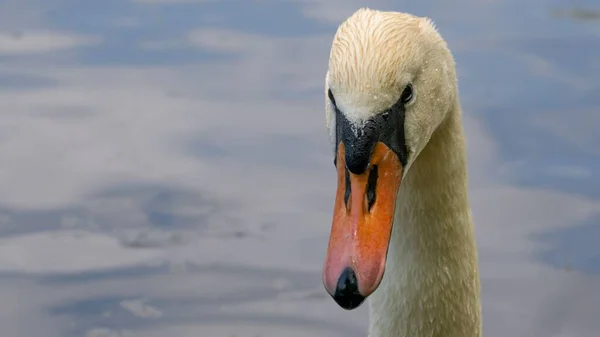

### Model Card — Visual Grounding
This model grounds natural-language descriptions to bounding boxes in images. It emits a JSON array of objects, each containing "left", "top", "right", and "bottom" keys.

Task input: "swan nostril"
[
  {"left": 344, "top": 167, "right": 351, "bottom": 208},
  {"left": 332, "top": 267, "right": 365, "bottom": 310},
  {"left": 366, "top": 165, "right": 378, "bottom": 211}
]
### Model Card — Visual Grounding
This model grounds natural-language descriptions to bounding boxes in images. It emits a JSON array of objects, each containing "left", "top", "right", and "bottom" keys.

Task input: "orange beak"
[{"left": 323, "top": 142, "right": 403, "bottom": 310}]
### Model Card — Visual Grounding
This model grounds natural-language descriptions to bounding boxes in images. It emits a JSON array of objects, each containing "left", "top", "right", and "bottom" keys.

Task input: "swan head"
[{"left": 322, "top": 8, "right": 458, "bottom": 310}]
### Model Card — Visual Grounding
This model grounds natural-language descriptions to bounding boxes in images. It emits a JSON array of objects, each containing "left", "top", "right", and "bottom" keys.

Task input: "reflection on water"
[
  {"left": 552, "top": 7, "right": 600, "bottom": 21},
  {"left": 0, "top": 0, "right": 599, "bottom": 336}
]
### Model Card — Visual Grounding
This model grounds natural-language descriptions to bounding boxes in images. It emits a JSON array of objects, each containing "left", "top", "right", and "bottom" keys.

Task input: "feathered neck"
[{"left": 367, "top": 102, "right": 482, "bottom": 337}]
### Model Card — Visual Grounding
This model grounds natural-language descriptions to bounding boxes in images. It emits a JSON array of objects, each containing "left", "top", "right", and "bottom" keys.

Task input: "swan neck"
[{"left": 368, "top": 104, "right": 482, "bottom": 337}]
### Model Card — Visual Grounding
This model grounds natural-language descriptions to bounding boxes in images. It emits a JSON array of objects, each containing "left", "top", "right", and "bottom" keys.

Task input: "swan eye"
[
  {"left": 328, "top": 88, "right": 336, "bottom": 106},
  {"left": 400, "top": 84, "right": 413, "bottom": 104}
]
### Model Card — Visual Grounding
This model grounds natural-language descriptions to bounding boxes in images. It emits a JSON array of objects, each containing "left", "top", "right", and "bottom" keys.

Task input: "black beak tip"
[{"left": 331, "top": 267, "right": 366, "bottom": 310}]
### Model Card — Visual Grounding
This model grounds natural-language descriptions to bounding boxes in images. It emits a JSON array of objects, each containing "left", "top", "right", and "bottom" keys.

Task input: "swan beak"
[{"left": 323, "top": 141, "right": 403, "bottom": 310}]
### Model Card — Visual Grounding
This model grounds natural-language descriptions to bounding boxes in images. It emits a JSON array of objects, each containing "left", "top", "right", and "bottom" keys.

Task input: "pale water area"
[{"left": 0, "top": 1, "right": 599, "bottom": 336}]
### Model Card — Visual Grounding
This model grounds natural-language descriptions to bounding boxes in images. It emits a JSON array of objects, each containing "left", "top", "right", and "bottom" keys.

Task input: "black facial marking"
[
  {"left": 344, "top": 167, "right": 351, "bottom": 208},
  {"left": 328, "top": 88, "right": 336, "bottom": 105},
  {"left": 329, "top": 92, "right": 409, "bottom": 172},
  {"left": 366, "top": 165, "right": 378, "bottom": 211},
  {"left": 344, "top": 122, "right": 378, "bottom": 174}
]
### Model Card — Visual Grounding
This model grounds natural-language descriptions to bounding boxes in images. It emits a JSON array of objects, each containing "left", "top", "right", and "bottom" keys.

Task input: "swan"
[{"left": 322, "top": 8, "right": 482, "bottom": 337}]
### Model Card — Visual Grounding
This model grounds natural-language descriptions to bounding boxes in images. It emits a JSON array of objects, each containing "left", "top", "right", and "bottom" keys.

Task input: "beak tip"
[{"left": 327, "top": 267, "right": 367, "bottom": 310}]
